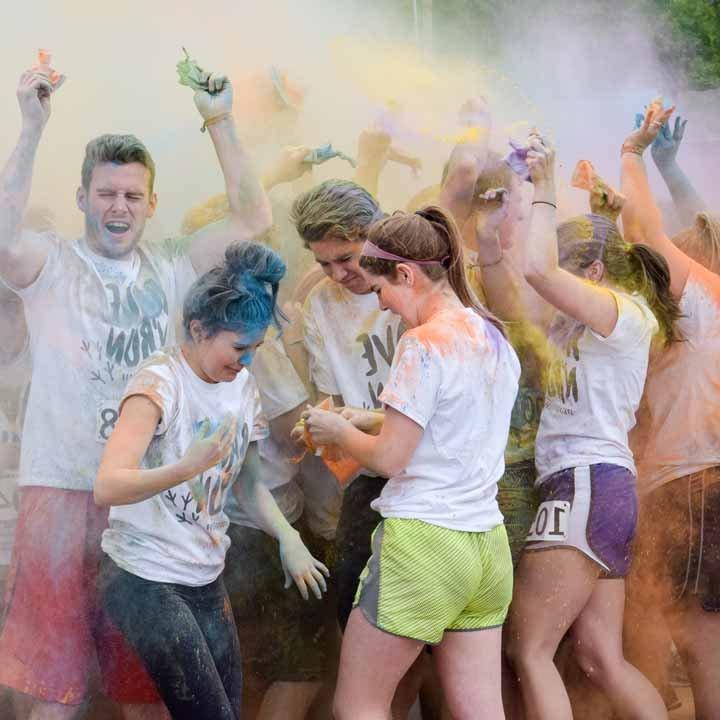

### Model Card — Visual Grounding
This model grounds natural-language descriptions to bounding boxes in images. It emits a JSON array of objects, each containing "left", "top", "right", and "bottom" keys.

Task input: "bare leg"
[
  {"left": 572, "top": 579, "right": 667, "bottom": 720},
  {"left": 506, "top": 548, "right": 599, "bottom": 720},
  {"left": 392, "top": 655, "right": 426, "bottom": 720},
  {"left": 333, "top": 609, "right": 424, "bottom": 720},
  {"left": 256, "top": 681, "right": 322, "bottom": 720},
  {"left": 666, "top": 597, "right": 720, "bottom": 720},
  {"left": 434, "top": 627, "right": 504, "bottom": 720}
]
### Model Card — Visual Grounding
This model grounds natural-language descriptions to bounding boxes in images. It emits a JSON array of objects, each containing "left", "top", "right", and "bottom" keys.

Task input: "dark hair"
[
  {"left": 558, "top": 214, "right": 682, "bottom": 345},
  {"left": 183, "top": 241, "right": 286, "bottom": 339},
  {"left": 360, "top": 205, "right": 506, "bottom": 337},
  {"left": 290, "top": 179, "right": 383, "bottom": 247},
  {"left": 81, "top": 134, "right": 156, "bottom": 193}
]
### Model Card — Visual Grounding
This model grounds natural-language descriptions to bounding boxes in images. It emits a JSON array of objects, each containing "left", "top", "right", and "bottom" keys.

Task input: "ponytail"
[
  {"left": 361, "top": 205, "right": 506, "bottom": 337},
  {"left": 626, "top": 244, "right": 682, "bottom": 346}
]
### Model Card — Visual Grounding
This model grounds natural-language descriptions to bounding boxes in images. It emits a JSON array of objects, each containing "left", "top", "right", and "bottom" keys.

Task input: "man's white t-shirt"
[
  {"left": 303, "top": 277, "right": 404, "bottom": 411},
  {"left": 373, "top": 308, "right": 520, "bottom": 532},
  {"left": 8, "top": 233, "right": 197, "bottom": 492},
  {"left": 631, "top": 261, "right": 720, "bottom": 494},
  {"left": 102, "top": 347, "right": 268, "bottom": 586},
  {"left": 225, "top": 327, "right": 306, "bottom": 529},
  {"left": 0, "top": 342, "right": 30, "bottom": 568},
  {"left": 535, "top": 290, "right": 658, "bottom": 483}
]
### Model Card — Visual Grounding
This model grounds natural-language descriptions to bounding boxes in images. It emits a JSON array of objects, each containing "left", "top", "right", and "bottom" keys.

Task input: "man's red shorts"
[{"left": 0, "top": 487, "right": 160, "bottom": 705}]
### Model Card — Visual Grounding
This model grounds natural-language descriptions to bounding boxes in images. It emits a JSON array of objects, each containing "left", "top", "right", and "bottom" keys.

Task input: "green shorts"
[{"left": 353, "top": 519, "right": 513, "bottom": 645}]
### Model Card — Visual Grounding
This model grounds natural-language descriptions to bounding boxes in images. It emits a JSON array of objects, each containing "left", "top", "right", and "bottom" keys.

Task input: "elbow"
[
  {"left": 93, "top": 478, "right": 112, "bottom": 507},
  {"left": 523, "top": 264, "right": 550, "bottom": 287}
]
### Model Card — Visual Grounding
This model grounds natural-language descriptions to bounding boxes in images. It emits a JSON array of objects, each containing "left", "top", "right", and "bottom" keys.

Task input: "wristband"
[
  {"left": 476, "top": 251, "right": 504, "bottom": 268},
  {"left": 532, "top": 200, "right": 557, "bottom": 209},
  {"left": 621, "top": 142, "right": 646, "bottom": 157},
  {"left": 200, "top": 112, "right": 231, "bottom": 133}
]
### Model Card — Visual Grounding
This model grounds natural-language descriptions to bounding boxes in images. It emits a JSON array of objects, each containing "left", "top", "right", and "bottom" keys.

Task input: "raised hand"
[
  {"left": 193, "top": 73, "right": 233, "bottom": 121},
  {"left": 590, "top": 182, "right": 625, "bottom": 222},
  {"left": 264, "top": 145, "right": 312, "bottom": 189},
  {"left": 17, "top": 70, "right": 64, "bottom": 132},
  {"left": 357, "top": 128, "right": 392, "bottom": 169},
  {"left": 526, "top": 133, "right": 556, "bottom": 189},
  {"left": 624, "top": 98, "right": 675, "bottom": 154},
  {"left": 651, "top": 116, "right": 688, "bottom": 169}
]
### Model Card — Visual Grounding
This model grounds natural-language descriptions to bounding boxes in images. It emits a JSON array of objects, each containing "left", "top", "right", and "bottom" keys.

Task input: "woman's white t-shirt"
[
  {"left": 535, "top": 290, "right": 658, "bottom": 482},
  {"left": 102, "top": 347, "right": 268, "bottom": 586},
  {"left": 373, "top": 307, "right": 520, "bottom": 532}
]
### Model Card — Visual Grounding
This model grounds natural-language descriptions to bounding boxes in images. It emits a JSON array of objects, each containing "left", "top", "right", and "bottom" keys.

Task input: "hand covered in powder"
[
  {"left": 304, "top": 406, "right": 351, "bottom": 446},
  {"left": 624, "top": 97, "right": 674, "bottom": 154},
  {"left": 193, "top": 73, "right": 233, "bottom": 120},
  {"left": 589, "top": 182, "right": 625, "bottom": 222},
  {"left": 264, "top": 146, "right": 312, "bottom": 189},
  {"left": 279, "top": 531, "right": 330, "bottom": 600},
  {"left": 526, "top": 132, "right": 556, "bottom": 189},
  {"left": 650, "top": 115, "right": 688, "bottom": 169},
  {"left": 17, "top": 58, "right": 65, "bottom": 132},
  {"left": 474, "top": 190, "right": 510, "bottom": 261},
  {"left": 337, "top": 407, "right": 384, "bottom": 435},
  {"left": 180, "top": 414, "right": 237, "bottom": 477}
]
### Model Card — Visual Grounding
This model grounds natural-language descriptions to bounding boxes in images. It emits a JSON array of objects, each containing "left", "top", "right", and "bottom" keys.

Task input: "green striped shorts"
[{"left": 353, "top": 519, "right": 513, "bottom": 644}]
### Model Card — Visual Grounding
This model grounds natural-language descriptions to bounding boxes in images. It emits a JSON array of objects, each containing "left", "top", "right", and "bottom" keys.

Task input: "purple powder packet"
[{"left": 504, "top": 139, "right": 532, "bottom": 182}]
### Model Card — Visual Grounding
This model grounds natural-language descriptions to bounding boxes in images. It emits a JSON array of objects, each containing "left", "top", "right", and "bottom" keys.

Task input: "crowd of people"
[{"left": 0, "top": 54, "right": 717, "bottom": 720}]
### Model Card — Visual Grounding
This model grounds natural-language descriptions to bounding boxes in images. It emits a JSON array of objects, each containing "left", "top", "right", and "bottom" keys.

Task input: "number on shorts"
[{"left": 526, "top": 500, "right": 570, "bottom": 542}]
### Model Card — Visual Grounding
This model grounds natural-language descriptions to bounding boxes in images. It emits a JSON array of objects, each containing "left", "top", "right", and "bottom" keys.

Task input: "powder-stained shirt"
[
  {"left": 102, "top": 347, "right": 268, "bottom": 586},
  {"left": 535, "top": 290, "right": 658, "bottom": 483},
  {"left": 631, "top": 260, "right": 720, "bottom": 495},
  {"left": 373, "top": 307, "right": 520, "bottom": 532},
  {"left": 303, "top": 277, "right": 403, "bottom": 411},
  {"left": 225, "top": 327, "right": 306, "bottom": 529},
  {"left": 303, "top": 277, "right": 404, "bottom": 482},
  {"left": 7, "top": 233, "right": 197, "bottom": 492}
]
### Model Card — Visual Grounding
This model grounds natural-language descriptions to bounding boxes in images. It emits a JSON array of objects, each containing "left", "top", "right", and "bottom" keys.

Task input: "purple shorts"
[{"left": 525, "top": 464, "right": 638, "bottom": 577}]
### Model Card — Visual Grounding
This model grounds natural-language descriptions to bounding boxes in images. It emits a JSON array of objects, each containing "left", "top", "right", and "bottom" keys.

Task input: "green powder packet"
[
  {"left": 304, "top": 144, "right": 356, "bottom": 168},
  {"left": 177, "top": 47, "right": 210, "bottom": 92}
]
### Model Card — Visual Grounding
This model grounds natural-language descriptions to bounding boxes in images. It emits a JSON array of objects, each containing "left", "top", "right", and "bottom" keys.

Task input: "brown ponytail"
[
  {"left": 626, "top": 244, "right": 683, "bottom": 345},
  {"left": 360, "top": 205, "right": 506, "bottom": 337}
]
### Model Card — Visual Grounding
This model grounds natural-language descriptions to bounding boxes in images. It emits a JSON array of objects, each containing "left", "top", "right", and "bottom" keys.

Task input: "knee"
[
  {"left": 505, "top": 629, "right": 543, "bottom": 675},
  {"left": 574, "top": 639, "right": 623, "bottom": 688}
]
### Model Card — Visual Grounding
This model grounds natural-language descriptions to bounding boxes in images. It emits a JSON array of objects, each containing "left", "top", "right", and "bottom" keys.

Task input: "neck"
[
  {"left": 181, "top": 342, "right": 215, "bottom": 383},
  {"left": 416, "top": 282, "right": 464, "bottom": 325}
]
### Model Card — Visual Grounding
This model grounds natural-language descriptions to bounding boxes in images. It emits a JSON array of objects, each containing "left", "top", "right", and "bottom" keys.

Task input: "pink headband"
[{"left": 361, "top": 240, "right": 449, "bottom": 266}]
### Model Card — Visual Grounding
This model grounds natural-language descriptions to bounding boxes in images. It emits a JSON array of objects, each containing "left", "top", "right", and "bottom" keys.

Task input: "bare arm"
[
  {"left": 353, "top": 129, "right": 391, "bottom": 198},
  {"left": 0, "top": 72, "right": 62, "bottom": 289},
  {"left": 523, "top": 135, "right": 618, "bottom": 337},
  {"left": 305, "top": 405, "right": 422, "bottom": 478},
  {"left": 94, "top": 395, "right": 235, "bottom": 506},
  {"left": 187, "top": 75, "right": 272, "bottom": 275},
  {"left": 621, "top": 105, "right": 691, "bottom": 298},
  {"left": 651, "top": 116, "right": 706, "bottom": 227},
  {"left": 233, "top": 443, "right": 329, "bottom": 599}
]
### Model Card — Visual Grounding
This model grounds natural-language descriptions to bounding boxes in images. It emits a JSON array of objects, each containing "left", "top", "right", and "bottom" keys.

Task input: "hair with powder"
[
  {"left": 81, "top": 134, "right": 156, "bottom": 193},
  {"left": 360, "top": 205, "right": 506, "bottom": 337},
  {"left": 558, "top": 214, "right": 682, "bottom": 345},
  {"left": 290, "top": 179, "right": 383, "bottom": 247},
  {"left": 183, "top": 241, "right": 286, "bottom": 339},
  {"left": 672, "top": 212, "right": 720, "bottom": 275}
]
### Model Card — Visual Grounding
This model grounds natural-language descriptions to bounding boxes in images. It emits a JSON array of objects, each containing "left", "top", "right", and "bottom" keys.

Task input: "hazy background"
[{"left": 1, "top": 0, "right": 718, "bottom": 241}]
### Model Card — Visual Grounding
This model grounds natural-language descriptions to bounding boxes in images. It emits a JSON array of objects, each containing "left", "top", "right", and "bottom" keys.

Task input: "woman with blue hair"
[{"left": 94, "top": 241, "right": 329, "bottom": 720}]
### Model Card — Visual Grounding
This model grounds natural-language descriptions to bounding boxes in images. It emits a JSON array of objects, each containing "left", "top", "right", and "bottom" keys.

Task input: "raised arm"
[
  {"left": 621, "top": 102, "right": 691, "bottom": 297},
  {"left": 0, "top": 70, "right": 64, "bottom": 289},
  {"left": 186, "top": 74, "right": 272, "bottom": 275},
  {"left": 233, "top": 443, "right": 329, "bottom": 600},
  {"left": 650, "top": 116, "right": 706, "bottom": 228},
  {"left": 523, "top": 134, "right": 619, "bottom": 338},
  {"left": 353, "top": 128, "right": 392, "bottom": 198}
]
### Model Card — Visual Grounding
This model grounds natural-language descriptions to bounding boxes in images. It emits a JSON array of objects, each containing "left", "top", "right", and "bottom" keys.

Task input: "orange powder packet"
[
  {"left": 32, "top": 49, "right": 62, "bottom": 86},
  {"left": 571, "top": 159, "right": 598, "bottom": 191},
  {"left": 294, "top": 398, "right": 361, "bottom": 487}
]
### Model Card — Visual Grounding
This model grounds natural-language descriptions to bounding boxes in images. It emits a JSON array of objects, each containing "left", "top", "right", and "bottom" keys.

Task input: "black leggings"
[{"left": 100, "top": 555, "right": 242, "bottom": 720}]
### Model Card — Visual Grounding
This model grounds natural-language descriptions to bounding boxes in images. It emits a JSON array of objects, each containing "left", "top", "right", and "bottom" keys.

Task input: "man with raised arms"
[{"left": 0, "top": 59, "right": 271, "bottom": 719}]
